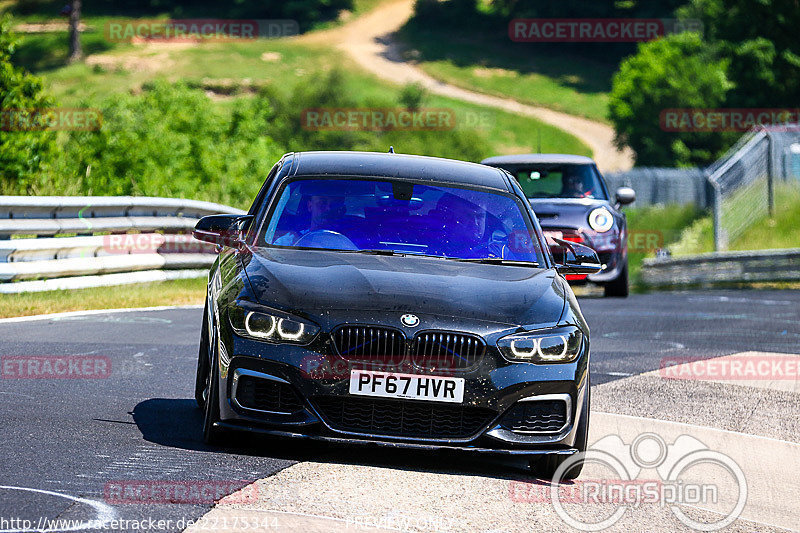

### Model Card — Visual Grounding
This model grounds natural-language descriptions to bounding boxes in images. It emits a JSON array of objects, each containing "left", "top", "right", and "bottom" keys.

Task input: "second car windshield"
[
  {"left": 511, "top": 164, "right": 606, "bottom": 200},
  {"left": 257, "top": 178, "right": 543, "bottom": 264}
]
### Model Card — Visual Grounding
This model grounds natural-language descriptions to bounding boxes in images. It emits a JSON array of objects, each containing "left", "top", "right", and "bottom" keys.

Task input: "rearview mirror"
[
  {"left": 193, "top": 214, "right": 253, "bottom": 249},
  {"left": 615, "top": 187, "right": 636, "bottom": 206},
  {"left": 552, "top": 237, "right": 603, "bottom": 275}
]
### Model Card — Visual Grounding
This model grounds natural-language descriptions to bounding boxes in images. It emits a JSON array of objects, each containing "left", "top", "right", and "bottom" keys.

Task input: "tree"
[
  {"left": 608, "top": 32, "right": 733, "bottom": 167},
  {"left": 678, "top": 0, "right": 800, "bottom": 107},
  {"left": 0, "top": 16, "right": 57, "bottom": 192},
  {"left": 67, "top": 0, "right": 82, "bottom": 63}
]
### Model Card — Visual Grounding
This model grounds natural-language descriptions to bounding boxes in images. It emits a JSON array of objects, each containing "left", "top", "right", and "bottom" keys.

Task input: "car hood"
[{"left": 241, "top": 247, "right": 566, "bottom": 329}]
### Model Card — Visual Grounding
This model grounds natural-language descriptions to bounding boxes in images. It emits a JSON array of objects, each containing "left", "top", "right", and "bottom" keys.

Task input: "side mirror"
[
  {"left": 193, "top": 214, "right": 253, "bottom": 249},
  {"left": 552, "top": 237, "right": 603, "bottom": 275},
  {"left": 615, "top": 187, "right": 636, "bottom": 207}
]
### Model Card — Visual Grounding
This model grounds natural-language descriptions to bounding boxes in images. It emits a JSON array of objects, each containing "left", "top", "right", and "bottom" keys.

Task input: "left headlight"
[
  {"left": 588, "top": 207, "right": 614, "bottom": 233},
  {"left": 229, "top": 304, "right": 319, "bottom": 345},
  {"left": 497, "top": 326, "right": 583, "bottom": 363}
]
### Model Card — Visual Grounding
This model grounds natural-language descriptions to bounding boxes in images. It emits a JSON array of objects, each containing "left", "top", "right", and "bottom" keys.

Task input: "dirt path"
[{"left": 299, "top": 0, "right": 634, "bottom": 172}]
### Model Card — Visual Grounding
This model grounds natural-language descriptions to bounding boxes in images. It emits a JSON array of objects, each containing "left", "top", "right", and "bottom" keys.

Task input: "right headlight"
[
  {"left": 229, "top": 303, "right": 319, "bottom": 345},
  {"left": 497, "top": 326, "right": 583, "bottom": 363},
  {"left": 588, "top": 207, "right": 614, "bottom": 233}
]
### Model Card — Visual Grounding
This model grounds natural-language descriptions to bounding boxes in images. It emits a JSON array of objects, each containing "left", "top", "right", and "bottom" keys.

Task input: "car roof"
[
  {"left": 285, "top": 151, "right": 512, "bottom": 191},
  {"left": 481, "top": 153, "right": 596, "bottom": 166}
]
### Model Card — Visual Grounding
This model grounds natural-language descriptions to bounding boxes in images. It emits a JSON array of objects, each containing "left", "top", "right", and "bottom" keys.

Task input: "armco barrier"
[
  {"left": 640, "top": 248, "right": 800, "bottom": 287},
  {"left": 0, "top": 196, "right": 245, "bottom": 293}
]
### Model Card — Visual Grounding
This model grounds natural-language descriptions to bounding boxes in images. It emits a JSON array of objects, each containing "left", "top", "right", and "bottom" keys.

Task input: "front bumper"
[
  {"left": 214, "top": 421, "right": 579, "bottom": 458},
  {"left": 213, "top": 331, "right": 590, "bottom": 455}
]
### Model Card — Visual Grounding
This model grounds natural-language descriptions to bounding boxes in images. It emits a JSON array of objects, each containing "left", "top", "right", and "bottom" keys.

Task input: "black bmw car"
[
  {"left": 192, "top": 151, "right": 601, "bottom": 478},
  {"left": 481, "top": 154, "right": 635, "bottom": 297}
]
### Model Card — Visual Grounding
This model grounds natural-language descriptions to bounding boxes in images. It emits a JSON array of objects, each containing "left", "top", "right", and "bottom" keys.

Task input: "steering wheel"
[{"left": 293, "top": 229, "right": 358, "bottom": 250}]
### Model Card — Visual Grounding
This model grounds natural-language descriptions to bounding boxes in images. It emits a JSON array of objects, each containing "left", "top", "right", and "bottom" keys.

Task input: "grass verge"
[
  {"left": 398, "top": 24, "right": 615, "bottom": 123},
  {"left": 669, "top": 185, "right": 800, "bottom": 255},
  {"left": 0, "top": 277, "right": 206, "bottom": 318},
  {"left": 625, "top": 203, "right": 706, "bottom": 288}
]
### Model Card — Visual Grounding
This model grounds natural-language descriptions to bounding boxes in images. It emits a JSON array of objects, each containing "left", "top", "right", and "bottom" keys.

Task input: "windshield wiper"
[
  {"left": 450, "top": 257, "right": 540, "bottom": 267},
  {"left": 346, "top": 249, "right": 448, "bottom": 259}
]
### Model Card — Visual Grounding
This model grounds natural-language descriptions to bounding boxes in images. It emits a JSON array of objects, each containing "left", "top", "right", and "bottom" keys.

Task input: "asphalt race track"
[{"left": 1, "top": 290, "right": 799, "bottom": 532}]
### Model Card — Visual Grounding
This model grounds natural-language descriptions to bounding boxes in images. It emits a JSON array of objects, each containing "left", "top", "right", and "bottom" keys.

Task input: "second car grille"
[
  {"left": 235, "top": 376, "right": 305, "bottom": 414},
  {"left": 412, "top": 332, "right": 485, "bottom": 371},
  {"left": 333, "top": 326, "right": 406, "bottom": 365},
  {"left": 313, "top": 396, "right": 496, "bottom": 439},
  {"left": 500, "top": 399, "right": 568, "bottom": 433}
]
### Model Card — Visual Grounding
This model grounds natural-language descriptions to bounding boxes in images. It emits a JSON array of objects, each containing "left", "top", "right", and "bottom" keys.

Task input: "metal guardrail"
[
  {"left": 0, "top": 196, "right": 245, "bottom": 293},
  {"left": 640, "top": 249, "right": 800, "bottom": 287}
]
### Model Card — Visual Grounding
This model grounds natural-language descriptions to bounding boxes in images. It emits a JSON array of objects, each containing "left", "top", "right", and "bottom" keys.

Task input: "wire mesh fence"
[
  {"left": 708, "top": 126, "right": 800, "bottom": 251},
  {"left": 605, "top": 167, "right": 707, "bottom": 207}
]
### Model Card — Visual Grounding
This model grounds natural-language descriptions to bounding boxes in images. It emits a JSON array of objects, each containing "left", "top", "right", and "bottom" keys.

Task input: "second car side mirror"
[
  {"left": 615, "top": 187, "right": 636, "bottom": 207},
  {"left": 552, "top": 238, "right": 603, "bottom": 275},
  {"left": 193, "top": 214, "right": 253, "bottom": 249}
]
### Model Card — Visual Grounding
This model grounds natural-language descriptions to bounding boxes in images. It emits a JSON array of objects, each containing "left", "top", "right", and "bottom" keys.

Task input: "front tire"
[
  {"left": 194, "top": 303, "right": 211, "bottom": 409},
  {"left": 603, "top": 261, "right": 629, "bottom": 298},
  {"left": 201, "top": 311, "right": 228, "bottom": 446},
  {"left": 529, "top": 376, "right": 591, "bottom": 480}
]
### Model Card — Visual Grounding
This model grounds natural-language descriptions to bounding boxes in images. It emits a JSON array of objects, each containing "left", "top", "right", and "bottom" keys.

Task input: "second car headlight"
[
  {"left": 497, "top": 326, "right": 583, "bottom": 363},
  {"left": 229, "top": 305, "right": 319, "bottom": 345},
  {"left": 588, "top": 207, "right": 614, "bottom": 233}
]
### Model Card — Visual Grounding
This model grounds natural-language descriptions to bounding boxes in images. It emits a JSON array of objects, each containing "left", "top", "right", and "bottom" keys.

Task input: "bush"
[
  {"left": 50, "top": 81, "right": 283, "bottom": 207},
  {"left": 0, "top": 16, "right": 57, "bottom": 193},
  {"left": 679, "top": 0, "right": 800, "bottom": 108},
  {"left": 31, "top": 70, "right": 485, "bottom": 206},
  {"left": 259, "top": 68, "right": 484, "bottom": 161},
  {"left": 399, "top": 82, "right": 427, "bottom": 111},
  {"left": 608, "top": 32, "right": 734, "bottom": 167}
]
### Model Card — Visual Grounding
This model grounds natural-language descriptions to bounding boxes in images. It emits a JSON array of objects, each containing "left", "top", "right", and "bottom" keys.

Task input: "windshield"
[
  {"left": 256, "top": 178, "right": 543, "bottom": 264},
  {"left": 508, "top": 164, "right": 607, "bottom": 200}
]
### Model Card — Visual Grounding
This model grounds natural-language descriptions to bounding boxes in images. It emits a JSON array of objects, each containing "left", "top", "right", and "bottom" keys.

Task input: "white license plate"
[{"left": 349, "top": 370, "right": 464, "bottom": 403}]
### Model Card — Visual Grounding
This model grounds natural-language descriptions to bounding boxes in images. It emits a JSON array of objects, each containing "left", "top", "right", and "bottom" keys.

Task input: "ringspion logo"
[{"left": 512, "top": 433, "right": 747, "bottom": 531}]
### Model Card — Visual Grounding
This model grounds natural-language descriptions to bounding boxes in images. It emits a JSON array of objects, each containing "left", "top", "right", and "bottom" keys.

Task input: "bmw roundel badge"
[{"left": 400, "top": 314, "right": 420, "bottom": 327}]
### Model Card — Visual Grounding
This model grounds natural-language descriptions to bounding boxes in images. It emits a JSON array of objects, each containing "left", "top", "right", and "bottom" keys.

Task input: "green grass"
[
  {"left": 398, "top": 24, "right": 615, "bottom": 123},
  {"left": 30, "top": 36, "right": 590, "bottom": 158},
  {"left": 669, "top": 185, "right": 800, "bottom": 255},
  {"left": 312, "top": 0, "right": 386, "bottom": 30},
  {"left": 625, "top": 203, "right": 706, "bottom": 287},
  {"left": 0, "top": 277, "right": 206, "bottom": 318},
  {"left": 4, "top": 0, "right": 591, "bottom": 159}
]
